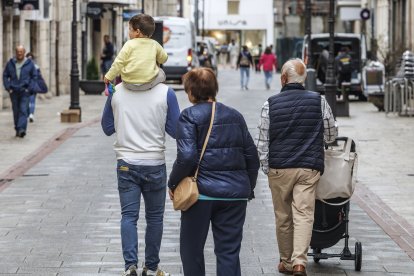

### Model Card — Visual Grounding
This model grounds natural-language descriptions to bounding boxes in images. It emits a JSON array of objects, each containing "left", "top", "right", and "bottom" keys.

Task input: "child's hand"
[{"left": 104, "top": 77, "right": 110, "bottom": 84}]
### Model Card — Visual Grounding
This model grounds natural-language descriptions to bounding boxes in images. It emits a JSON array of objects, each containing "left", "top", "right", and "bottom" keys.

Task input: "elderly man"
[
  {"left": 3, "top": 45, "right": 37, "bottom": 138},
  {"left": 257, "top": 58, "right": 337, "bottom": 276}
]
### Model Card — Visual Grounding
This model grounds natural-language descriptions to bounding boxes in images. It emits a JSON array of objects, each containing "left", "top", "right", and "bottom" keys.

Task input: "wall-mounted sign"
[
  {"left": 19, "top": 0, "right": 39, "bottom": 10},
  {"left": 360, "top": 8, "right": 370, "bottom": 20},
  {"left": 122, "top": 9, "right": 142, "bottom": 21},
  {"left": 217, "top": 20, "right": 247, "bottom": 26},
  {"left": 87, "top": 3, "right": 104, "bottom": 19}
]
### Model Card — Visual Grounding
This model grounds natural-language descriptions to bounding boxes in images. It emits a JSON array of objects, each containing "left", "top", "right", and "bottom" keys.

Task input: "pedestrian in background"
[
  {"left": 168, "top": 68, "right": 259, "bottom": 276},
  {"left": 259, "top": 47, "right": 277, "bottom": 90},
  {"left": 101, "top": 14, "right": 178, "bottom": 276},
  {"left": 101, "top": 35, "right": 114, "bottom": 79},
  {"left": 26, "top": 52, "right": 48, "bottom": 123},
  {"left": 236, "top": 45, "right": 254, "bottom": 90},
  {"left": 228, "top": 39, "right": 239, "bottom": 69},
  {"left": 257, "top": 59, "right": 337, "bottom": 276},
  {"left": 335, "top": 46, "right": 353, "bottom": 91},
  {"left": 3, "top": 45, "right": 37, "bottom": 138},
  {"left": 219, "top": 43, "right": 228, "bottom": 67},
  {"left": 254, "top": 44, "right": 263, "bottom": 73}
]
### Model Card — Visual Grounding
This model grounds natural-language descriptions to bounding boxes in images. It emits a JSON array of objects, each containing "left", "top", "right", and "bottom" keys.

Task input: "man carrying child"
[{"left": 102, "top": 14, "right": 179, "bottom": 276}]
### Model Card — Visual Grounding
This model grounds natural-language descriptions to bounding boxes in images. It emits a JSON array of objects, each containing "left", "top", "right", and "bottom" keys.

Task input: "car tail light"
[{"left": 187, "top": 49, "right": 193, "bottom": 66}]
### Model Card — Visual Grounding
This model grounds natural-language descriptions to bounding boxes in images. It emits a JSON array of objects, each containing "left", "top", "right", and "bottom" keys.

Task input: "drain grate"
[{"left": 22, "top": 174, "right": 50, "bottom": 177}]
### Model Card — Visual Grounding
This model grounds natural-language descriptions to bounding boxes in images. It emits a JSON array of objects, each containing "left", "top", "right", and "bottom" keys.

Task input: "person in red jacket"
[{"left": 259, "top": 47, "right": 277, "bottom": 90}]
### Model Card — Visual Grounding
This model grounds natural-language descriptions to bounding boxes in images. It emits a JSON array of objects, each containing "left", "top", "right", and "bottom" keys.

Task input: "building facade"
[
  {"left": 0, "top": 0, "right": 182, "bottom": 110},
  {"left": 199, "top": 0, "right": 274, "bottom": 50},
  {"left": 362, "top": 0, "right": 414, "bottom": 75}
]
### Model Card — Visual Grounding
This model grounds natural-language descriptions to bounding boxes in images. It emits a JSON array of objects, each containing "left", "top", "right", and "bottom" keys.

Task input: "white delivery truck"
[{"left": 154, "top": 16, "right": 199, "bottom": 83}]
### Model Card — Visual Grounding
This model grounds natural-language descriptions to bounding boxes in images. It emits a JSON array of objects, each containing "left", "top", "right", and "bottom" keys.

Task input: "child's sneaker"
[
  {"left": 141, "top": 266, "right": 170, "bottom": 276},
  {"left": 122, "top": 265, "right": 138, "bottom": 276}
]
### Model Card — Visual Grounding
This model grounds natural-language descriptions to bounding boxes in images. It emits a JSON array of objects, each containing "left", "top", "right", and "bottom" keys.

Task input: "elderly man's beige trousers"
[{"left": 268, "top": 168, "right": 320, "bottom": 269}]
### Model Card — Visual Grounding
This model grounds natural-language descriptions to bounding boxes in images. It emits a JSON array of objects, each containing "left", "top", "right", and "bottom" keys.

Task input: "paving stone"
[{"left": 0, "top": 69, "right": 414, "bottom": 275}]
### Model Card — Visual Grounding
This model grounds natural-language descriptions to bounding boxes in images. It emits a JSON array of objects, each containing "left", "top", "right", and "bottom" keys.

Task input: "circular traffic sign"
[{"left": 360, "top": 8, "right": 370, "bottom": 20}]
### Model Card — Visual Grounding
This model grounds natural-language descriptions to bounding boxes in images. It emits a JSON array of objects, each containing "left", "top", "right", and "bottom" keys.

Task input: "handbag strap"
[
  {"left": 194, "top": 101, "right": 216, "bottom": 180},
  {"left": 344, "top": 138, "right": 352, "bottom": 161}
]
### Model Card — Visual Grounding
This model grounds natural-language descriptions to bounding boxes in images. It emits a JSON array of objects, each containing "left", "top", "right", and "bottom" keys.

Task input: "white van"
[{"left": 154, "top": 16, "right": 199, "bottom": 83}]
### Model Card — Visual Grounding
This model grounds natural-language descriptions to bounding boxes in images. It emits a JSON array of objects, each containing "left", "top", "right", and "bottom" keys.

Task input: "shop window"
[{"left": 228, "top": 0, "right": 240, "bottom": 15}]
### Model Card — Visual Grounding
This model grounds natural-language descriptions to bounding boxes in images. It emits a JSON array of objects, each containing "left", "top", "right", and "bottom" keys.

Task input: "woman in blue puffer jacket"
[{"left": 168, "top": 68, "right": 260, "bottom": 276}]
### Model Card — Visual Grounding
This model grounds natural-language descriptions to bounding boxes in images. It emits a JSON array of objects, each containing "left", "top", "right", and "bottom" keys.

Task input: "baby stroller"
[{"left": 307, "top": 137, "right": 362, "bottom": 271}]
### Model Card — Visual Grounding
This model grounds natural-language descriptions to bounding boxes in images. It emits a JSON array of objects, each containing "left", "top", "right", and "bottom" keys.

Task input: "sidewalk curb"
[
  {"left": 354, "top": 184, "right": 414, "bottom": 261},
  {"left": 0, "top": 117, "right": 100, "bottom": 192}
]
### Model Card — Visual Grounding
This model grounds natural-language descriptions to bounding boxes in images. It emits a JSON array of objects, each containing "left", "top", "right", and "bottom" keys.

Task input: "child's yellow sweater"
[{"left": 105, "top": 38, "right": 168, "bottom": 84}]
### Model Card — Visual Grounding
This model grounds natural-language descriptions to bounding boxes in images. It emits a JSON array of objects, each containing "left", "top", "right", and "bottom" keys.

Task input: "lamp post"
[
  {"left": 194, "top": 0, "right": 199, "bottom": 35},
  {"left": 324, "top": 0, "right": 337, "bottom": 117},
  {"left": 202, "top": 0, "right": 205, "bottom": 40},
  {"left": 70, "top": 0, "right": 81, "bottom": 120},
  {"left": 305, "top": 0, "right": 316, "bottom": 91},
  {"left": 141, "top": 0, "right": 144, "bottom": 14}
]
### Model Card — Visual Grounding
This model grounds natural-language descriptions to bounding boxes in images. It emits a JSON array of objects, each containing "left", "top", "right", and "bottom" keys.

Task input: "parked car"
[
  {"left": 302, "top": 33, "right": 367, "bottom": 100},
  {"left": 196, "top": 36, "right": 218, "bottom": 76},
  {"left": 154, "top": 16, "right": 199, "bottom": 83}
]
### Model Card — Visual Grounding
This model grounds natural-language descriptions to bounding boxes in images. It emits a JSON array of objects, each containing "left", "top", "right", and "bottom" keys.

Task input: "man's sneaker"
[
  {"left": 122, "top": 265, "right": 138, "bottom": 276},
  {"left": 141, "top": 266, "right": 170, "bottom": 276},
  {"left": 29, "top": 113, "right": 34, "bottom": 123}
]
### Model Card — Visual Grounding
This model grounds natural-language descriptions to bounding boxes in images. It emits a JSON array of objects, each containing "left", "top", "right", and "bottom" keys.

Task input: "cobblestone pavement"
[{"left": 0, "top": 68, "right": 414, "bottom": 275}]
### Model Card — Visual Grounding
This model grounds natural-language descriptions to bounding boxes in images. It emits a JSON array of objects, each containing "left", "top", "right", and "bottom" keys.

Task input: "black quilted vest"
[{"left": 268, "top": 83, "right": 324, "bottom": 173}]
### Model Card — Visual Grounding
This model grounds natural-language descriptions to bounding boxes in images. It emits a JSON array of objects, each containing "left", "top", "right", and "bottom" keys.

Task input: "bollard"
[{"left": 336, "top": 82, "right": 350, "bottom": 117}]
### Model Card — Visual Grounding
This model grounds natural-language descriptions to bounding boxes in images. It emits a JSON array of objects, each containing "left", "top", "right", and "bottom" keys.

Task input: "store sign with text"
[{"left": 19, "top": 0, "right": 39, "bottom": 10}]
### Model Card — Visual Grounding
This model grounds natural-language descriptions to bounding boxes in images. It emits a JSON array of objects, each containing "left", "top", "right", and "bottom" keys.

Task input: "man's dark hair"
[
  {"left": 183, "top": 68, "right": 218, "bottom": 102},
  {"left": 242, "top": 45, "right": 248, "bottom": 51},
  {"left": 129, "top": 14, "right": 155, "bottom": 37}
]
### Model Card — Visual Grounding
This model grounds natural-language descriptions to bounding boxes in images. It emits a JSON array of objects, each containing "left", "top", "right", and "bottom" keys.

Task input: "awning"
[{"left": 88, "top": 0, "right": 133, "bottom": 5}]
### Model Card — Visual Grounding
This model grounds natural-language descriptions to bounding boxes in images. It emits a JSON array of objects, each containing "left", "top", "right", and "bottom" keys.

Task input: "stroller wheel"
[
  {"left": 354, "top": 242, "right": 362, "bottom": 271},
  {"left": 313, "top": 248, "right": 321, "bottom": 263}
]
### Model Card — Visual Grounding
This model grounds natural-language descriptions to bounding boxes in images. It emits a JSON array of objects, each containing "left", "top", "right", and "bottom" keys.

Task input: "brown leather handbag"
[{"left": 173, "top": 102, "right": 216, "bottom": 211}]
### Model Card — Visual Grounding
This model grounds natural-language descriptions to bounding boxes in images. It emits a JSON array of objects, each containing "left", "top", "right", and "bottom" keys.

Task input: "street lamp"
[
  {"left": 70, "top": 0, "right": 81, "bottom": 121},
  {"left": 324, "top": 0, "right": 337, "bottom": 117},
  {"left": 305, "top": 0, "right": 316, "bottom": 91}
]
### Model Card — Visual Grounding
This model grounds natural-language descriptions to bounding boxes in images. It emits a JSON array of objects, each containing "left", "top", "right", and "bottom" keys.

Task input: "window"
[{"left": 228, "top": 0, "right": 240, "bottom": 15}]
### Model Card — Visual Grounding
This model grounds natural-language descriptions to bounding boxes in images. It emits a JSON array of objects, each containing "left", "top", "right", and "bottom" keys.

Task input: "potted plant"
[{"left": 79, "top": 58, "right": 105, "bottom": 95}]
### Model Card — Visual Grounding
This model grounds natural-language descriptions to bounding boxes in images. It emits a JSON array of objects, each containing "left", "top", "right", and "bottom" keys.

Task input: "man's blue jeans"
[
  {"left": 117, "top": 160, "right": 167, "bottom": 271},
  {"left": 29, "top": 93, "right": 36, "bottom": 115},
  {"left": 10, "top": 90, "right": 30, "bottom": 132},
  {"left": 240, "top": 67, "right": 250, "bottom": 89}
]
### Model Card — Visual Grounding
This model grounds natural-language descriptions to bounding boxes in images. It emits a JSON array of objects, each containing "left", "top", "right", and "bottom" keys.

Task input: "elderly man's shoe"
[
  {"left": 278, "top": 262, "right": 293, "bottom": 274},
  {"left": 293, "top": 264, "right": 307, "bottom": 276}
]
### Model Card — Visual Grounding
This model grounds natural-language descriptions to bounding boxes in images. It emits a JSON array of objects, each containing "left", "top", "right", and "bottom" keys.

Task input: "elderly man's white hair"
[{"left": 281, "top": 58, "right": 307, "bottom": 84}]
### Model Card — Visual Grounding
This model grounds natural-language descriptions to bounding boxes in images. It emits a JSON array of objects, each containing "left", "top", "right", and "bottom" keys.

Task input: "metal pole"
[
  {"left": 305, "top": 0, "right": 316, "bottom": 91},
  {"left": 195, "top": 0, "right": 199, "bottom": 35},
  {"left": 305, "top": 0, "right": 313, "bottom": 67},
  {"left": 141, "top": 0, "right": 145, "bottom": 14},
  {"left": 324, "top": 0, "right": 337, "bottom": 117},
  {"left": 202, "top": 0, "right": 205, "bottom": 39},
  {"left": 179, "top": 0, "right": 183, "bottom": 17},
  {"left": 70, "top": 0, "right": 81, "bottom": 114},
  {"left": 370, "top": 7, "right": 377, "bottom": 60}
]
